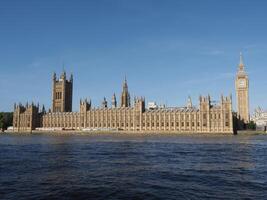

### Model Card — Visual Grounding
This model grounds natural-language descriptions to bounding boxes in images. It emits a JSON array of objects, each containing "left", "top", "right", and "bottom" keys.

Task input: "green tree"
[
  {"left": 247, "top": 121, "right": 256, "bottom": 130},
  {"left": 0, "top": 113, "right": 3, "bottom": 131},
  {"left": 0, "top": 112, "right": 13, "bottom": 131}
]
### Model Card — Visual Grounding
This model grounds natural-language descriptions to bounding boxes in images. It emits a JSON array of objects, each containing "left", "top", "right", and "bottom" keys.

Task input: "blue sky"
[{"left": 0, "top": 0, "right": 266, "bottom": 112}]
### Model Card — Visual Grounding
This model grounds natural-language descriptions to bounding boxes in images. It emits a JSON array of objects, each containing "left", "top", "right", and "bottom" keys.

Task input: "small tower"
[
  {"left": 102, "top": 97, "right": 108, "bottom": 108},
  {"left": 134, "top": 97, "right": 145, "bottom": 113},
  {"left": 235, "top": 52, "right": 249, "bottom": 123},
  {"left": 80, "top": 98, "right": 91, "bottom": 113},
  {"left": 186, "top": 96, "right": 193, "bottom": 108},
  {"left": 52, "top": 70, "right": 73, "bottom": 112},
  {"left": 120, "top": 77, "right": 130, "bottom": 107},
  {"left": 199, "top": 95, "right": 211, "bottom": 131},
  {"left": 41, "top": 104, "right": 46, "bottom": 114},
  {"left": 13, "top": 102, "right": 40, "bottom": 132},
  {"left": 112, "top": 93, "right": 117, "bottom": 108}
]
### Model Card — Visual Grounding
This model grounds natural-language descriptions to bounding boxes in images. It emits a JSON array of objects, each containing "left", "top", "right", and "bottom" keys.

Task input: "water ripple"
[{"left": 1, "top": 134, "right": 267, "bottom": 200}]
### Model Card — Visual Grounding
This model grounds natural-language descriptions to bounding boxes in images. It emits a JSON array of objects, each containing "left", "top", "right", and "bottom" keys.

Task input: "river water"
[{"left": 0, "top": 133, "right": 267, "bottom": 200}]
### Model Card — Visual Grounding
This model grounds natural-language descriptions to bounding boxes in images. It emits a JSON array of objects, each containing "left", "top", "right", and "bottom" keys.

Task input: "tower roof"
[
  {"left": 123, "top": 76, "right": 128, "bottom": 92},
  {"left": 239, "top": 52, "right": 244, "bottom": 71},
  {"left": 187, "top": 96, "right": 193, "bottom": 108},
  {"left": 124, "top": 75, "right": 128, "bottom": 86},
  {"left": 112, "top": 93, "right": 116, "bottom": 100}
]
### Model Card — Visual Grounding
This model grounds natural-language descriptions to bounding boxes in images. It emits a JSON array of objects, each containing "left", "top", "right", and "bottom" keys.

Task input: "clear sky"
[{"left": 0, "top": 0, "right": 266, "bottom": 112}]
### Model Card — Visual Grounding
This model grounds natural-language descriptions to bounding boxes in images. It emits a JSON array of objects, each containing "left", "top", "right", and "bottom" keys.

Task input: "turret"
[
  {"left": 134, "top": 97, "right": 145, "bottom": 113},
  {"left": 199, "top": 95, "right": 211, "bottom": 111},
  {"left": 60, "top": 70, "right": 66, "bottom": 80},
  {"left": 80, "top": 98, "right": 91, "bottom": 112},
  {"left": 187, "top": 96, "right": 193, "bottom": 108},
  {"left": 70, "top": 73, "right": 73, "bottom": 83},
  {"left": 239, "top": 52, "right": 245, "bottom": 72},
  {"left": 102, "top": 97, "right": 108, "bottom": 108},
  {"left": 221, "top": 94, "right": 232, "bottom": 111},
  {"left": 13, "top": 102, "right": 41, "bottom": 132},
  {"left": 120, "top": 77, "right": 131, "bottom": 107},
  {"left": 112, "top": 93, "right": 117, "bottom": 108},
  {"left": 42, "top": 104, "right": 46, "bottom": 113},
  {"left": 53, "top": 72, "right": 56, "bottom": 81}
]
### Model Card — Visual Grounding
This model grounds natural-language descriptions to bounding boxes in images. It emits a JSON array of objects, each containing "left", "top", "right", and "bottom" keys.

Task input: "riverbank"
[
  {"left": 2, "top": 129, "right": 266, "bottom": 136},
  {"left": 237, "top": 130, "right": 267, "bottom": 135}
]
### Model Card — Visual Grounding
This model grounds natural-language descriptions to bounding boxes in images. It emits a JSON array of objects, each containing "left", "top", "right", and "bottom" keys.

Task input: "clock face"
[{"left": 239, "top": 79, "right": 246, "bottom": 88}]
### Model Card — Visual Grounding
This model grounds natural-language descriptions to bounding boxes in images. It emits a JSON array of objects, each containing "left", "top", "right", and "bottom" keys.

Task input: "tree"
[
  {"left": 0, "top": 112, "right": 13, "bottom": 131},
  {"left": 247, "top": 121, "right": 256, "bottom": 130},
  {"left": 0, "top": 113, "right": 3, "bottom": 131}
]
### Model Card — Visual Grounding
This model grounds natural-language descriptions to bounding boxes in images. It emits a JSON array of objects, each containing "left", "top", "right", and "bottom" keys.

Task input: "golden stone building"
[
  {"left": 52, "top": 71, "right": 73, "bottom": 112},
  {"left": 13, "top": 103, "right": 42, "bottom": 132},
  {"left": 235, "top": 53, "right": 250, "bottom": 124},
  {"left": 13, "top": 69, "right": 234, "bottom": 134}
]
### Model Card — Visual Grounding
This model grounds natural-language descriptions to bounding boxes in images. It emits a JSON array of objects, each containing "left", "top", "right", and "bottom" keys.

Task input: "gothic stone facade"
[
  {"left": 52, "top": 71, "right": 73, "bottom": 112},
  {"left": 41, "top": 96, "right": 233, "bottom": 133},
  {"left": 13, "top": 103, "right": 41, "bottom": 132},
  {"left": 13, "top": 71, "right": 234, "bottom": 134},
  {"left": 235, "top": 53, "right": 250, "bottom": 124}
]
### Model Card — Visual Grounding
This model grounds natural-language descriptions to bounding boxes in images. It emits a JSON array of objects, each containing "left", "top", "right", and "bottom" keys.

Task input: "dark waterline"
[{"left": 1, "top": 133, "right": 267, "bottom": 200}]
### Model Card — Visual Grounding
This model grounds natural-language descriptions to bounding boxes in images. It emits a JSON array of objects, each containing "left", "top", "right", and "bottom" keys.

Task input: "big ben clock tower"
[{"left": 235, "top": 52, "right": 250, "bottom": 123}]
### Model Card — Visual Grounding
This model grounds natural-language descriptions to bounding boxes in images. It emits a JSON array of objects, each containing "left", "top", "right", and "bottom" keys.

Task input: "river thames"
[{"left": 0, "top": 133, "right": 267, "bottom": 200}]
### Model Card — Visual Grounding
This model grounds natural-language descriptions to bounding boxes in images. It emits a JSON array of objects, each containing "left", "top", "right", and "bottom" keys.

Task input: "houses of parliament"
[{"left": 13, "top": 54, "right": 250, "bottom": 134}]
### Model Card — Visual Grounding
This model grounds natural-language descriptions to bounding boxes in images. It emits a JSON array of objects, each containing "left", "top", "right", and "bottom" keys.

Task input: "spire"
[
  {"left": 239, "top": 52, "right": 244, "bottom": 71},
  {"left": 61, "top": 65, "right": 66, "bottom": 79},
  {"left": 62, "top": 62, "right": 65, "bottom": 73},
  {"left": 128, "top": 93, "right": 131, "bottom": 107},
  {"left": 121, "top": 76, "right": 130, "bottom": 107},
  {"left": 53, "top": 72, "right": 56, "bottom": 81},
  {"left": 187, "top": 96, "right": 192, "bottom": 108},
  {"left": 70, "top": 73, "right": 73, "bottom": 82},
  {"left": 42, "top": 104, "right": 46, "bottom": 113},
  {"left": 123, "top": 75, "right": 128, "bottom": 90},
  {"left": 112, "top": 93, "right": 117, "bottom": 108},
  {"left": 102, "top": 97, "right": 108, "bottom": 108},
  {"left": 124, "top": 75, "right": 127, "bottom": 84}
]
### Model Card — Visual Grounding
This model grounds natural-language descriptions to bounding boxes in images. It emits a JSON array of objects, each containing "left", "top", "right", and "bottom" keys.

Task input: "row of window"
[
  {"left": 85, "top": 114, "right": 197, "bottom": 120},
  {"left": 53, "top": 107, "right": 62, "bottom": 112},
  {"left": 55, "top": 92, "right": 62, "bottom": 100},
  {"left": 45, "top": 121, "right": 230, "bottom": 128},
  {"left": 14, "top": 123, "right": 31, "bottom": 127},
  {"left": 44, "top": 123, "right": 77, "bottom": 127},
  {"left": 81, "top": 113, "right": 229, "bottom": 121}
]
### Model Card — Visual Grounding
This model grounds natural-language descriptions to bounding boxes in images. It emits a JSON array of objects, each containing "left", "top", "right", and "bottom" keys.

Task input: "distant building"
[
  {"left": 14, "top": 52, "right": 252, "bottom": 134},
  {"left": 13, "top": 70, "right": 234, "bottom": 134},
  {"left": 251, "top": 107, "right": 267, "bottom": 131},
  {"left": 148, "top": 102, "right": 158, "bottom": 110}
]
